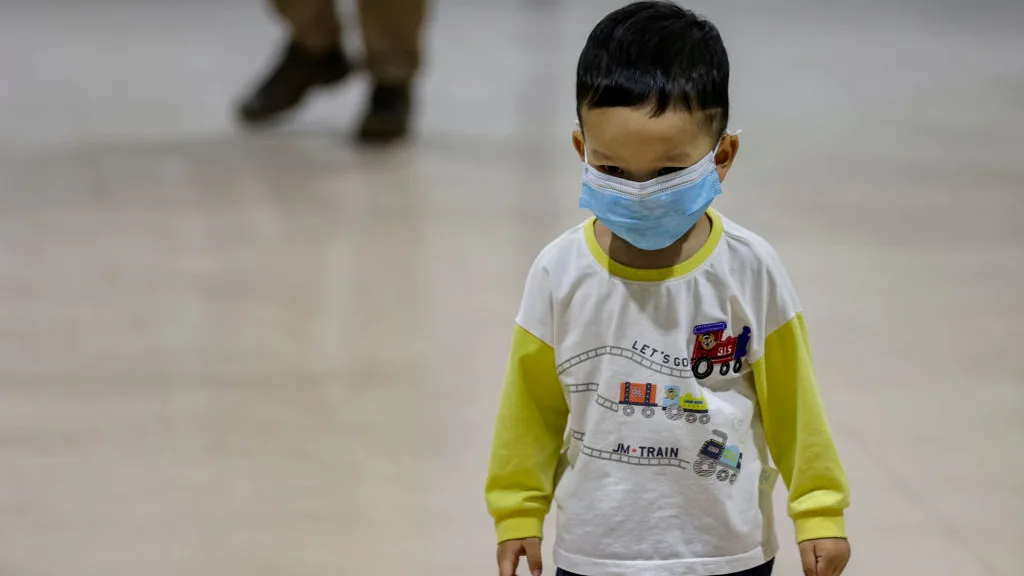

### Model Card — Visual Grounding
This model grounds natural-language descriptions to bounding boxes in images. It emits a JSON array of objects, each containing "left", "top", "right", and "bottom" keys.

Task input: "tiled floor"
[{"left": 1, "top": 0, "right": 1022, "bottom": 575}]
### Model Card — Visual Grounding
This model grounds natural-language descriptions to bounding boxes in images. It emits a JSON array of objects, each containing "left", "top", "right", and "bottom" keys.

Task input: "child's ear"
[
  {"left": 572, "top": 128, "right": 586, "bottom": 163},
  {"left": 714, "top": 134, "right": 740, "bottom": 183}
]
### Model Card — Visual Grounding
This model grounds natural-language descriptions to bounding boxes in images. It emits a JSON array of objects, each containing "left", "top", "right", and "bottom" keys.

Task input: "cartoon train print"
[
  {"left": 692, "top": 429, "right": 742, "bottom": 484},
  {"left": 691, "top": 322, "right": 752, "bottom": 380},
  {"left": 661, "top": 385, "right": 711, "bottom": 424},
  {"left": 618, "top": 382, "right": 658, "bottom": 418}
]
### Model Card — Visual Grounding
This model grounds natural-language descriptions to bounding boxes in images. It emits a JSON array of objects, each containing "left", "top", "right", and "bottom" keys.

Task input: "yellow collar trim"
[{"left": 584, "top": 209, "right": 723, "bottom": 282}]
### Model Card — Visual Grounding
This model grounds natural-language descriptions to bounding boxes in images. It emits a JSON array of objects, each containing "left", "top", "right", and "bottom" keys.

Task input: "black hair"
[{"left": 576, "top": 1, "right": 730, "bottom": 135}]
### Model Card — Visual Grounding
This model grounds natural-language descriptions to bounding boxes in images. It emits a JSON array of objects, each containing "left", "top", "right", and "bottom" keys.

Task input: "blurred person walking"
[{"left": 237, "top": 0, "right": 427, "bottom": 142}]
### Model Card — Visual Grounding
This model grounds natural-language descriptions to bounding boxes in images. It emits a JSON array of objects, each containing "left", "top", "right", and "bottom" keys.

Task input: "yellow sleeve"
[
  {"left": 485, "top": 323, "right": 569, "bottom": 543},
  {"left": 751, "top": 313, "right": 851, "bottom": 542}
]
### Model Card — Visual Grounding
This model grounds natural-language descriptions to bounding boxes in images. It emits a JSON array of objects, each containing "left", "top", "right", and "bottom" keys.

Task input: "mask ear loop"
[
  {"left": 712, "top": 128, "right": 742, "bottom": 158},
  {"left": 574, "top": 120, "right": 589, "bottom": 163},
  {"left": 719, "top": 128, "right": 742, "bottom": 147}
]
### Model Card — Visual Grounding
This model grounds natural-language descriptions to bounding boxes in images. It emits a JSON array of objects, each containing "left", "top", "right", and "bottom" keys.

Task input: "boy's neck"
[{"left": 594, "top": 213, "right": 713, "bottom": 270}]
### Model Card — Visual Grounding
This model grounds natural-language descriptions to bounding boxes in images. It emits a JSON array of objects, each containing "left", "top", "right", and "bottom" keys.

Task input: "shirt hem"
[{"left": 553, "top": 542, "right": 778, "bottom": 576}]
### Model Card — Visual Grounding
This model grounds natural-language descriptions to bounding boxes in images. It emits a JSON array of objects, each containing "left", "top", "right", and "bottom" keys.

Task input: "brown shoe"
[
  {"left": 238, "top": 42, "right": 352, "bottom": 125},
  {"left": 357, "top": 83, "right": 412, "bottom": 143}
]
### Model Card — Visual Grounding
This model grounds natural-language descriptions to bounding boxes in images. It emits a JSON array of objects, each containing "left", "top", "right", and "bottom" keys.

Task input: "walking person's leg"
[
  {"left": 237, "top": 0, "right": 352, "bottom": 124},
  {"left": 273, "top": 0, "right": 342, "bottom": 53},
  {"left": 355, "top": 0, "right": 427, "bottom": 141}
]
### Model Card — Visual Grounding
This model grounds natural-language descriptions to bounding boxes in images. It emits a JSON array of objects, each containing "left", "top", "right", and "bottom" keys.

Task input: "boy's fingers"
[
  {"left": 839, "top": 542, "right": 852, "bottom": 575},
  {"left": 823, "top": 539, "right": 850, "bottom": 576},
  {"left": 818, "top": 554, "right": 837, "bottom": 576},
  {"left": 497, "top": 543, "right": 520, "bottom": 576},
  {"left": 799, "top": 542, "right": 818, "bottom": 576},
  {"left": 829, "top": 552, "right": 849, "bottom": 576},
  {"left": 523, "top": 538, "right": 544, "bottom": 576}
]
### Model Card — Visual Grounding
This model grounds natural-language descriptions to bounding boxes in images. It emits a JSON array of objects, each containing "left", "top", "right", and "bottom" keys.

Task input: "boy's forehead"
[{"left": 580, "top": 106, "right": 716, "bottom": 160}]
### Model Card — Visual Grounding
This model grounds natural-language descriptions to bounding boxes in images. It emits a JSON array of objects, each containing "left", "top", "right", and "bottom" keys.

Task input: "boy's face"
[{"left": 573, "top": 105, "right": 739, "bottom": 183}]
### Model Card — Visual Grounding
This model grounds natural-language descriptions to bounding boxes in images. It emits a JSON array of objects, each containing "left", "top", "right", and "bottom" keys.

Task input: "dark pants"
[
  {"left": 271, "top": 0, "right": 427, "bottom": 84},
  {"left": 556, "top": 559, "right": 774, "bottom": 576}
]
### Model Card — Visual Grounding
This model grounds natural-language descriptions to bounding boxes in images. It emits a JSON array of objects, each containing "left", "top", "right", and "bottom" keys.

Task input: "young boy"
[{"left": 484, "top": 3, "right": 851, "bottom": 576}]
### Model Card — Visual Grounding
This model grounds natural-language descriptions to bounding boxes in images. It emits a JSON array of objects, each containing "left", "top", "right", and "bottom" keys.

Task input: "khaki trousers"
[{"left": 272, "top": 0, "right": 426, "bottom": 84}]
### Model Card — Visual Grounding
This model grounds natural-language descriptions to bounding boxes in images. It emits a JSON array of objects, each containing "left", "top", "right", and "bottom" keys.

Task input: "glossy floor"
[{"left": 1, "top": 0, "right": 1022, "bottom": 574}]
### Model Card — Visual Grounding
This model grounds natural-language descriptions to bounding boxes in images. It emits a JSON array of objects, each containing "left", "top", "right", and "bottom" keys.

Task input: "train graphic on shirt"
[
  {"left": 554, "top": 323, "right": 752, "bottom": 384},
  {"left": 661, "top": 385, "right": 711, "bottom": 424},
  {"left": 617, "top": 381, "right": 659, "bottom": 418},
  {"left": 570, "top": 427, "right": 745, "bottom": 486},
  {"left": 693, "top": 429, "right": 743, "bottom": 484},
  {"left": 690, "top": 322, "right": 752, "bottom": 380},
  {"left": 615, "top": 382, "right": 711, "bottom": 425}
]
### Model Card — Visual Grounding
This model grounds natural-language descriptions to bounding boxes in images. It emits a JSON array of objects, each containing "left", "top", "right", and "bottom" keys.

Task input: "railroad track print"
[{"left": 557, "top": 346, "right": 692, "bottom": 379}]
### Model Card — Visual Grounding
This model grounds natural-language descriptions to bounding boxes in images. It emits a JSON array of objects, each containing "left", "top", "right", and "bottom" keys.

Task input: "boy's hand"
[
  {"left": 497, "top": 537, "right": 543, "bottom": 576},
  {"left": 799, "top": 538, "right": 851, "bottom": 576}
]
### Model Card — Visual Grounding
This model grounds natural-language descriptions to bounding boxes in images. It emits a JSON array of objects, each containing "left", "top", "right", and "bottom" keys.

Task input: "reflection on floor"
[{"left": 0, "top": 0, "right": 1022, "bottom": 574}]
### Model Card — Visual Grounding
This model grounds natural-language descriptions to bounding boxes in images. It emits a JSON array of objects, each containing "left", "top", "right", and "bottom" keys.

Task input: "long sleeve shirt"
[{"left": 485, "top": 210, "right": 850, "bottom": 576}]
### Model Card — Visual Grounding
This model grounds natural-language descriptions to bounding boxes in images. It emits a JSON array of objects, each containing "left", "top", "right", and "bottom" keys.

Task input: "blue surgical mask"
[{"left": 579, "top": 142, "right": 722, "bottom": 251}]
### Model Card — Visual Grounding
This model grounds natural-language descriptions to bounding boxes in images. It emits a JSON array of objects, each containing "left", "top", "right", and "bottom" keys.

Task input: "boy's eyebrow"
[
  {"left": 588, "top": 148, "right": 699, "bottom": 165},
  {"left": 661, "top": 151, "right": 698, "bottom": 165}
]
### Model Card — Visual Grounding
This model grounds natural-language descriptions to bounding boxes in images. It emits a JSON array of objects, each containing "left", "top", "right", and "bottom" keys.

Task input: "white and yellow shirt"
[{"left": 485, "top": 210, "right": 850, "bottom": 576}]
